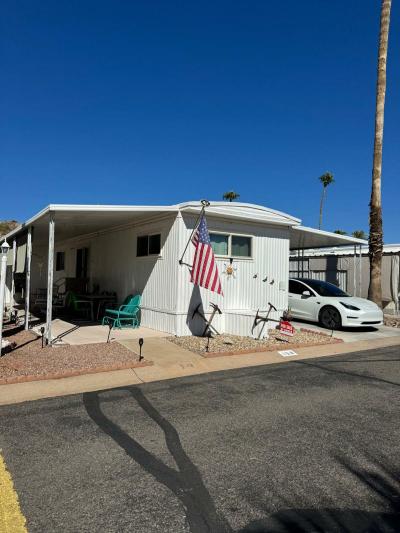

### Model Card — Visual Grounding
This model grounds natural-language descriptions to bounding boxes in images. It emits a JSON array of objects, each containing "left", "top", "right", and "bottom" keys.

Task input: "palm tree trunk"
[
  {"left": 318, "top": 187, "right": 325, "bottom": 230},
  {"left": 368, "top": 0, "right": 392, "bottom": 306}
]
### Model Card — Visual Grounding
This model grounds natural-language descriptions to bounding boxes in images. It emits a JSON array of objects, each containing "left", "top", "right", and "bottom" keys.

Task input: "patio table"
[{"left": 77, "top": 294, "right": 117, "bottom": 321}]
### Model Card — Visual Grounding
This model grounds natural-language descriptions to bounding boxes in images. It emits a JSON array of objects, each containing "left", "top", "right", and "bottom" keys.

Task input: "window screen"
[
  {"left": 231, "top": 236, "right": 251, "bottom": 257},
  {"left": 137, "top": 236, "right": 148, "bottom": 257},
  {"left": 209, "top": 233, "right": 229, "bottom": 256},
  {"left": 149, "top": 234, "right": 161, "bottom": 255},
  {"left": 137, "top": 234, "right": 161, "bottom": 257}
]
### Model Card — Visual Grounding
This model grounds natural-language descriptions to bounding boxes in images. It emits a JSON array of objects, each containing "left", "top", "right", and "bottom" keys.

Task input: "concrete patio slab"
[{"left": 33, "top": 319, "right": 169, "bottom": 345}]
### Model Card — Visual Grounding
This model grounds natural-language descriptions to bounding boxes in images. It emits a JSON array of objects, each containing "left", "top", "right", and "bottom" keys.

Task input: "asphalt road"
[{"left": 1, "top": 346, "right": 399, "bottom": 532}]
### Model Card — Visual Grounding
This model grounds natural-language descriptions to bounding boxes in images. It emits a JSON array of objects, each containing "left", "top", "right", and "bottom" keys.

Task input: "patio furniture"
[
  {"left": 66, "top": 291, "right": 94, "bottom": 320},
  {"left": 102, "top": 294, "right": 142, "bottom": 329}
]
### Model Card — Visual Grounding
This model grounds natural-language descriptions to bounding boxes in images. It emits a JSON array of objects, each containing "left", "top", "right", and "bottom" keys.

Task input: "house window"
[
  {"left": 137, "top": 233, "right": 161, "bottom": 257},
  {"left": 209, "top": 233, "right": 252, "bottom": 258},
  {"left": 56, "top": 251, "right": 65, "bottom": 271}
]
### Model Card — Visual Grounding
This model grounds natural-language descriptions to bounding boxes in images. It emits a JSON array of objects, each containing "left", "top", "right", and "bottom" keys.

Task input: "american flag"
[{"left": 191, "top": 215, "right": 223, "bottom": 295}]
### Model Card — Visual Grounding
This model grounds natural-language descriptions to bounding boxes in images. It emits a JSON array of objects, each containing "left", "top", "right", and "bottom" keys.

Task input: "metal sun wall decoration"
[{"left": 223, "top": 258, "right": 237, "bottom": 279}]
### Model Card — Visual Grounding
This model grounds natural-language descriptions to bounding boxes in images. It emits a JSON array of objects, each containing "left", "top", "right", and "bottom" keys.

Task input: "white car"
[{"left": 288, "top": 278, "right": 383, "bottom": 329}]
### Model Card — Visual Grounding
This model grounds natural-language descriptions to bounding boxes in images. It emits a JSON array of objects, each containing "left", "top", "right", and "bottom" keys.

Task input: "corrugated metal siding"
[
  {"left": 29, "top": 211, "right": 291, "bottom": 337},
  {"left": 176, "top": 213, "right": 290, "bottom": 336}
]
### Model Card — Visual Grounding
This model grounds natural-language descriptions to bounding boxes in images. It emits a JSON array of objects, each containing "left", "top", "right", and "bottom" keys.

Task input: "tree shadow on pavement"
[
  {"left": 293, "top": 358, "right": 400, "bottom": 389},
  {"left": 240, "top": 452, "right": 400, "bottom": 532},
  {"left": 83, "top": 388, "right": 232, "bottom": 533}
]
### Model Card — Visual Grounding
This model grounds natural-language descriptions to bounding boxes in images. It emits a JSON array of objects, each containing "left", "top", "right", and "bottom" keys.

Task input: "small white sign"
[{"left": 278, "top": 349, "right": 297, "bottom": 357}]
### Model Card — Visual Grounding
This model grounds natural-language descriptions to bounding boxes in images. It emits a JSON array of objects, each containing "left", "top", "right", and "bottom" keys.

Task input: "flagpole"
[{"left": 179, "top": 200, "right": 210, "bottom": 265}]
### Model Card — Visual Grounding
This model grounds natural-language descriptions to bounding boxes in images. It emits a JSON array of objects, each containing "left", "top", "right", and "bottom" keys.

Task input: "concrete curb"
[{"left": 0, "top": 359, "right": 152, "bottom": 386}]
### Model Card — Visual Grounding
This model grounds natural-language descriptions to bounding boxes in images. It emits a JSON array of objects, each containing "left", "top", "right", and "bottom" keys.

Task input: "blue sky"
[{"left": 1, "top": 1, "right": 399, "bottom": 241}]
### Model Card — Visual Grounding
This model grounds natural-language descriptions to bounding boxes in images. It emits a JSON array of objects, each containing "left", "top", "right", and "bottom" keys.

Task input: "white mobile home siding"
[{"left": 176, "top": 213, "right": 290, "bottom": 336}]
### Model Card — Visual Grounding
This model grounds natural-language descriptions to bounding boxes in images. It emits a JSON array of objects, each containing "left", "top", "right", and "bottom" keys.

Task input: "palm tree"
[
  {"left": 352, "top": 230, "right": 367, "bottom": 240},
  {"left": 318, "top": 172, "right": 334, "bottom": 229},
  {"left": 223, "top": 191, "right": 240, "bottom": 202},
  {"left": 368, "top": 0, "right": 392, "bottom": 306},
  {"left": 334, "top": 230, "right": 347, "bottom": 235}
]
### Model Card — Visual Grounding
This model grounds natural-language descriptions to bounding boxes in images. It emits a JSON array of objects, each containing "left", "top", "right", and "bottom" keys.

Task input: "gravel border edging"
[
  {"left": 0, "top": 359, "right": 153, "bottom": 386},
  {"left": 200, "top": 329, "right": 343, "bottom": 358}
]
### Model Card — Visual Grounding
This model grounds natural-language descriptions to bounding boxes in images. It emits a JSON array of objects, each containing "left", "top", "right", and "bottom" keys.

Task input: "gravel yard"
[
  {"left": 169, "top": 328, "right": 340, "bottom": 356},
  {"left": 0, "top": 327, "right": 145, "bottom": 384}
]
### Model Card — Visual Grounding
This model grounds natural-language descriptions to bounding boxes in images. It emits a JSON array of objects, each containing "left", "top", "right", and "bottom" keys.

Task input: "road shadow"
[
  {"left": 241, "top": 452, "right": 400, "bottom": 532},
  {"left": 294, "top": 358, "right": 400, "bottom": 388},
  {"left": 83, "top": 387, "right": 231, "bottom": 533}
]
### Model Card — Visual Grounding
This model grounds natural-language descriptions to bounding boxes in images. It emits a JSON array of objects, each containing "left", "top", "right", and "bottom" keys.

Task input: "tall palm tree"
[
  {"left": 223, "top": 191, "right": 240, "bottom": 202},
  {"left": 318, "top": 172, "right": 334, "bottom": 229},
  {"left": 368, "top": 0, "right": 392, "bottom": 306}
]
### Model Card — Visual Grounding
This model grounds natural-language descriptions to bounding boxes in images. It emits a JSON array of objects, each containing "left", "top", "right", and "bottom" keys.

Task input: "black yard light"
[
  {"left": 40, "top": 326, "right": 45, "bottom": 348},
  {"left": 107, "top": 322, "right": 113, "bottom": 343},
  {"left": 205, "top": 332, "right": 211, "bottom": 353},
  {"left": 138, "top": 338, "right": 144, "bottom": 361}
]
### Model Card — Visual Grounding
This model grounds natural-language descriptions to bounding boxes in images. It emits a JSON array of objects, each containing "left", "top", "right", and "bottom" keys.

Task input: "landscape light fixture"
[
  {"left": 138, "top": 338, "right": 144, "bottom": 361},
  {"left": 0, "top": 240, "right": 10, "bottom": 355},
  {"left": 40, "top": 326, "right": 45, "bottom": 348},
  {"left": 107, "top": 322, "right": 113, "bottom": 343}
]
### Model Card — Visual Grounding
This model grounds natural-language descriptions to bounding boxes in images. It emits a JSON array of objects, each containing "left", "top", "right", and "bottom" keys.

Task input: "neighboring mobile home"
[{"left": 4, "top": 201, "right": 365, "bottom": 340}]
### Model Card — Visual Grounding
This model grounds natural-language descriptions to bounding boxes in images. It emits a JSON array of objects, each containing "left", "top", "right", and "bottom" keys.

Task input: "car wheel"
[{"left": 319, "top": 306, "right": 342, "bottom": 330}]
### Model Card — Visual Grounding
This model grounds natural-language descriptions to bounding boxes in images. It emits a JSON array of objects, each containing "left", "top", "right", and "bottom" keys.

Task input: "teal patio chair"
[{"left": 102, "top": 294, "right": 142, "bottom": 329}]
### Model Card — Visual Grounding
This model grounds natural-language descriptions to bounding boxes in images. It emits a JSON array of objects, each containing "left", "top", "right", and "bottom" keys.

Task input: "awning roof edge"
[{"left": 290, "top": 225, "right": 367, "bottom": 250}]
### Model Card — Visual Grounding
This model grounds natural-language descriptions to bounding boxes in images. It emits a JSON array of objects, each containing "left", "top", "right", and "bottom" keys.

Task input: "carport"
[
  {"left": 5, "top": 204, "right": 178, "bottom": 343},
  {"left": 289, "top": 225, "right": 367, "bottom": 295}
]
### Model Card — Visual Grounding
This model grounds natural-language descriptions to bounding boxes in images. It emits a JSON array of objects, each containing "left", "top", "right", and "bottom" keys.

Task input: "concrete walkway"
[
  {"left": 291, "top": 320, "right": 400, "bottom": 342},
  {"left": 1, "top": 334, "right": 399, "bottom": 406},
  {"left": 32, "top": 319, "right": 168, "bottom": 345}
]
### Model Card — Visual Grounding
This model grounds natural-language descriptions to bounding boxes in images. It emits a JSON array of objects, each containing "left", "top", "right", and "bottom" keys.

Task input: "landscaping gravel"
[
  {"left": 169, "top": 328, "right": 339, "bottom": 355},
  {"left": 0, "top": 327, "right": 141, "bottom": 383}
]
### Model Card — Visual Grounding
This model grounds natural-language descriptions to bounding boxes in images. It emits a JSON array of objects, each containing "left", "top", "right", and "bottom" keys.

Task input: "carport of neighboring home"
[{"left": 4, "top": 201, "right": 365, "bottom": 343}]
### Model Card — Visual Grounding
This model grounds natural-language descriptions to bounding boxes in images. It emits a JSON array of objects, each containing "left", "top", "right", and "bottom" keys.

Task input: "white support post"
[
  {"left": 24, "top": 228, "right": 32, "bottom": 330},
  {"left": 10, "top": 239, "right": 16, "bottom": 318},
  {"left": 46, "top": 213, "right": 55, "bottom": 344},
  {"left": 358, "top": 245, "right": 362, "bottom": 297},
  {"left": 353, "top": 245, "right": 356, "bottom": 296}
]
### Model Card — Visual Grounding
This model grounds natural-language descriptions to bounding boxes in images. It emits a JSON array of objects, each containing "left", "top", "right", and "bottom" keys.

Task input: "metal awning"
[
  {"left": 290, "top": 225, "right": 367, "bottom": 250},
  {"left": 5, "top": 204, "right": 179, "bottom": 246}
]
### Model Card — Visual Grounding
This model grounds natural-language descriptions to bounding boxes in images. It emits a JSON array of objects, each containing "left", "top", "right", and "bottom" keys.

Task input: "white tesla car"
[{"left": 288, "top": 278, "right": 383, "bottom": 329}]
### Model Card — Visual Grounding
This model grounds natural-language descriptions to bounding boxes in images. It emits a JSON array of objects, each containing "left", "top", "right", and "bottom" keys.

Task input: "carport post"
[
  {"left": 353, "top": 245, "right": 357, "bottom": 296},
  {"left": 358, "top": 245, "right": 362, "bottom": 297},
  {"left": 10, "top": 239, "right": 16, "bottom": 318},
  {"left": 24, "top": 227, "right": 32, "bottom": 330},
  {"left": 45, "top": 213, "right": 55, "bottom": 344}
]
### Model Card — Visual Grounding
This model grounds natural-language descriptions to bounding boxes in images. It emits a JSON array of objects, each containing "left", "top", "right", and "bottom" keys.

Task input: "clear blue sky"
[{"left": 1, "top": 1, "right": 399, "bottom": 241}]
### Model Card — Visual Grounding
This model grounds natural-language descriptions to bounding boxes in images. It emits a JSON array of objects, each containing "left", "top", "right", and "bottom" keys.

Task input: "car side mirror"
[{"left": 302, "top": 290, "right": 312, "bottom": 297}]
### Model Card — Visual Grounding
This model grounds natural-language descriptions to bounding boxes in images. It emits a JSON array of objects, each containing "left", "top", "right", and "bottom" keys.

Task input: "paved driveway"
[
  {"left": 0, "top": 346, "right": 399, "bottom": 532},
  {"left": 291, "top": 319, "right": 400, "bottom": 343}
]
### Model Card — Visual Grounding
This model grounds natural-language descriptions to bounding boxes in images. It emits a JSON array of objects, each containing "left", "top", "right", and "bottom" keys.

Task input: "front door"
[{"left": 76, "top": 247, "right": 89, "bottom": 279}]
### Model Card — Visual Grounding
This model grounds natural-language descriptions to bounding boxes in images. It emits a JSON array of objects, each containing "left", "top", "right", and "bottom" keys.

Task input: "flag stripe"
[{"left": 190, "top": 214, "right": 223, "bottom": 296}]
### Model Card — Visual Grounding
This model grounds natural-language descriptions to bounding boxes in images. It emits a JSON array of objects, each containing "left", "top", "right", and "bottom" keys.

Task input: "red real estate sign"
[{"left": 279, "top": 320, "right": 295, "bottom": 336}]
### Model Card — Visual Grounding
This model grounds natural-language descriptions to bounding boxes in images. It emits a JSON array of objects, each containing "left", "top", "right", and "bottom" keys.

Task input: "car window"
[
  {"left": 297, "top": 279, "right": 349, "bottom": 297},
  {"left": 289, "top": 280, "right": 307, "bottom": 295}
]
